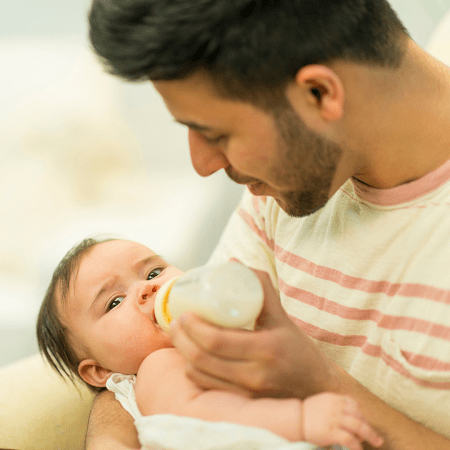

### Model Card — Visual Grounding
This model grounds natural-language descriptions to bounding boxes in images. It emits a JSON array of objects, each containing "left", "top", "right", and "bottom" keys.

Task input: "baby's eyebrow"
[
  {"left": 132, "top": 254, "right": 163, "bottom": 270},
  {"left": 89, "top": 276, "right": 119, "bottom": 312}
]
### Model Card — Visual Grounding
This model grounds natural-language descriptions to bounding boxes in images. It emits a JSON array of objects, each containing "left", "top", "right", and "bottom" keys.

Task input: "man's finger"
[
  {"left": 251, "top": 269, "right": 287, "bottom": 329},
  {"left": 170, "top": 314, "right": 280, "bottom": 392},
  {"left": 170, "top": 312, "right": 268, "bottom": 360},
  {"left": 183, "top": 362, "right": 254, "bottom": 397}
]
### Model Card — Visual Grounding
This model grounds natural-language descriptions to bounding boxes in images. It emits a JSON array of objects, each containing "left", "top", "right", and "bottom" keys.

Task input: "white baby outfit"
[{"left": 106, "top": 373, "right": 344, "bottom": 450}]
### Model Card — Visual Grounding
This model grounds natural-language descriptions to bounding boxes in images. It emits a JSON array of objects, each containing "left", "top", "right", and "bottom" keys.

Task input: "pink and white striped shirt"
[{"left": 209, "top": 159, "right": 450, "bottom": 438}]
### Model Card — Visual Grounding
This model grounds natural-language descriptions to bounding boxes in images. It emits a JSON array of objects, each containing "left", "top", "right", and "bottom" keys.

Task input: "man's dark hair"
[
  {"left": 36, "top": 236, "right": 115, "bottom": 393},
  {"left": 89, "top": 0, "right": 409, "bottom": 105}
]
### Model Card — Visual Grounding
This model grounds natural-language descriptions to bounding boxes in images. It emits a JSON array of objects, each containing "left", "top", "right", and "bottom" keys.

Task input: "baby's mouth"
[
  {"left": 151, "top": 303, "right": 158, "bottom": 324},
  {"left": 151, "top": 302, "right": 165, "bottom": 331}
]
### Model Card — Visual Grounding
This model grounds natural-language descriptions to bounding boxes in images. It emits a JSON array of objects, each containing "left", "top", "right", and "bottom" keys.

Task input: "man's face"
[{"left": 153, "top": 72, "right": 349, "bottom": 217}]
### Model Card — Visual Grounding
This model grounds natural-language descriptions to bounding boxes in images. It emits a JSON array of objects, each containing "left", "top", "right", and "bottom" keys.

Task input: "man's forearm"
[
  {"left": 331, "top": 365, "right": 450, "bottom": 450},
  {"left": 85, "top": 390, "right": 140, "bottom": 450}
]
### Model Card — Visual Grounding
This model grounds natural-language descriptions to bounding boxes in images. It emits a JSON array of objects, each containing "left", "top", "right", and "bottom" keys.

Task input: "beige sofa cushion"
[{"left": 0, "top": 353, "right": 95, "bottom": 450}]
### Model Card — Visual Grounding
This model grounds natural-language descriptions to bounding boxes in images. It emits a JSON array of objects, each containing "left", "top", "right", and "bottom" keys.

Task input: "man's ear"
[
  {"left": 287, "top": 64, "right": 345, "bottom": 123},
  {"left": 78, "top": 359, "right": 113, "bottom": 388}
]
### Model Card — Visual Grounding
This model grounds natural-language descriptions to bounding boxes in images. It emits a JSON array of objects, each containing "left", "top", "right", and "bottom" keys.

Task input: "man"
[{"left": 86, "top": 0, "right": 450, "bottom": 448}]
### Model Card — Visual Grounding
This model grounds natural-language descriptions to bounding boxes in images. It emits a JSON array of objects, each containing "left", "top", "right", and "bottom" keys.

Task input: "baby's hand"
[{"left": 302, "top": 392, "right": 383, "bottom": 450}]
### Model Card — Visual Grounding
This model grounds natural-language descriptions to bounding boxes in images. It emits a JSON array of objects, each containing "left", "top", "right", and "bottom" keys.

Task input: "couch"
[{"left": 0, "top": 353, "right": 94, "bottom": 449}]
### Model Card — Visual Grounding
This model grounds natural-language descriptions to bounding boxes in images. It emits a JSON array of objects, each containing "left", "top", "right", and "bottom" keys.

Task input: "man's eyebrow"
[{"left": 174, "top": 119, "right": 214, "bottom": 132}]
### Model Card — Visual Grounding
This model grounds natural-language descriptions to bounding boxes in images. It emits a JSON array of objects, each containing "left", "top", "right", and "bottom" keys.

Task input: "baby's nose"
[{"left": 138, "top": 284, "right": 160, "bottom": 305}]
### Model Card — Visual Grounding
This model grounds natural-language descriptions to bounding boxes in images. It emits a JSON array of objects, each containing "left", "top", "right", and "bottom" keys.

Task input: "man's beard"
[
  {"left": 223, "top": 100, "right": 344, "bottom": 218},
  {"left": 269, "top": 104, "right": 343, "bottom": 218}
]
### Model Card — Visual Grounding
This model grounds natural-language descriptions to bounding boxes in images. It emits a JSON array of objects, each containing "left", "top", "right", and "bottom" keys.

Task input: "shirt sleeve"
[{"left": 207, "top": 189, "right": 279, "bottom": 291}]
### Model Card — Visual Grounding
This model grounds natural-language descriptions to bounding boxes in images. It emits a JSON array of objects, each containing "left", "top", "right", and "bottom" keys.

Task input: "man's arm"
[
  {"left": 85, "top": 390, "right": 140, "bottom": 450},
  {"left": 169, "top": 271, "right": 450, "bottom": 450}
]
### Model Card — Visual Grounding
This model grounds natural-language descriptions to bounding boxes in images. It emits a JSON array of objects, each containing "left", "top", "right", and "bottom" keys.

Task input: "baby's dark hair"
[{"left": 36, "top": 236, "right": 116, "bottom": 393}]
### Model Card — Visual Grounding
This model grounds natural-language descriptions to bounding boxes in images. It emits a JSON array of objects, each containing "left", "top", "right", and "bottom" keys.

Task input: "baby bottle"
[{"left": 154, "top": 262, "right": 264, "bottom": 332}]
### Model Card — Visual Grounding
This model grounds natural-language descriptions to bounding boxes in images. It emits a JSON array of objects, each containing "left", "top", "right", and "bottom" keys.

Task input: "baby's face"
[{"left": 62, "top": 240, "right": 184, "bottom": 382}]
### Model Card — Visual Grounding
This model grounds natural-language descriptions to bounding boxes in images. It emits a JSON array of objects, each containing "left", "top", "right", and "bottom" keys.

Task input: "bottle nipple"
[
  {"left": 154, "top": 276, "right": 181, "bottom": 332},
  {"left": 154, "top": 263, "right": 264, "bottom": 332}
]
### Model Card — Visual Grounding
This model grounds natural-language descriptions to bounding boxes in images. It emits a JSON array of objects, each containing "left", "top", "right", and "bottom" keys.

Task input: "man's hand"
[
  {"left": 169, "top": 269, "right": 450, "bottom": 450},
  {"left": 169, "top": 270, "right": 338, "bottom": 399}
]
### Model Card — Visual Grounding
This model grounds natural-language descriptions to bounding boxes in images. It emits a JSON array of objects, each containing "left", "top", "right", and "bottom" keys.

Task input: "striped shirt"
[{"left": 208, "top": 159, "right": 450, "bottom": 438}]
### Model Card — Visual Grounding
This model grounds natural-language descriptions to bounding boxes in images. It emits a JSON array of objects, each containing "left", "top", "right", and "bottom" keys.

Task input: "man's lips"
[
  {"left": 224, "top": 167, "right": 268, "bottom": 196},
  {"left": 225, "top": 167, "right": 258, "bottom": 185}
]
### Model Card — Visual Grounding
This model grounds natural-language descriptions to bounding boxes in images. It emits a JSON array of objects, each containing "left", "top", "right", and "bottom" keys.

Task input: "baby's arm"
[
  {"left": 135, "top": 348, "right": 382, "bottom": 449},
  {"left": 135, "top": 348, "right": 302, "bottom": 441}
]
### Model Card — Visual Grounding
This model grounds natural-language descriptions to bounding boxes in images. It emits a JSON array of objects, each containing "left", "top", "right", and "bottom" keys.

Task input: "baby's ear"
[{"left": 78, "top": 359, "right": 113, "bottom": 387}]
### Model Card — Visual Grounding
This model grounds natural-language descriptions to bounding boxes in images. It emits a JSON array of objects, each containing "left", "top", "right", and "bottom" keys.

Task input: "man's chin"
[{"left": 275, "top": 194, "right": 328, "bottom": 218}]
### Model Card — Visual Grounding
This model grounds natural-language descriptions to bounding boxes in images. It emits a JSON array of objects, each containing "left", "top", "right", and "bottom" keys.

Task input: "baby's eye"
[
  {"left": 147, "top": 268, "right": 163, "bottom": 280},
  {"left": 108, "top": 296, "right": 125, "bottom": 311}
]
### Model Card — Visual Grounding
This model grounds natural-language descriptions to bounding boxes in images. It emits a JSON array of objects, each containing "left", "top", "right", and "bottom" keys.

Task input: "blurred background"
[{"left": 0, "top": 0, "right": 449, "bottom": 368}]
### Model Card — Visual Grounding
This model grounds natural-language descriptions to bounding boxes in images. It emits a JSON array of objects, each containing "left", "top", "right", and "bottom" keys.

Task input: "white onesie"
[{"left": 106, "top": 373, "right": 344, "bottom": 450}]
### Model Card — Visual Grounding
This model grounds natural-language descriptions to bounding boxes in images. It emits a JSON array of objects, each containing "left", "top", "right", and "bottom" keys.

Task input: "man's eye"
[
  {"left": 203, "top": 134, "right": 226, "bottom": 144},
  {"left": 108, "top": 296, "right": 125, "bottom": 311},
  {"left": 147, "top": 268, "right": 163, "bottom": 280}
]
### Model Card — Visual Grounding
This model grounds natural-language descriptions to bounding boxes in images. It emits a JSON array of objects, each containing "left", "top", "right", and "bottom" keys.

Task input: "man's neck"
[{"left": 337, "top": 39, "right": 450, "bottom": 189}]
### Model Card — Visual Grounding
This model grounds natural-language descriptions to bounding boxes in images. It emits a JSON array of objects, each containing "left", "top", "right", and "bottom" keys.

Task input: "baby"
[{"left": 37, "top": 237, "right": 383, "bottom": 450}]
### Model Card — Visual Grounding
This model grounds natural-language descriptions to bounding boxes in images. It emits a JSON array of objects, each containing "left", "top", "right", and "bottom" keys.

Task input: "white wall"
[
  {"left": 390, "top": 0, "right": 450, "bottom": 45},
  {"left": 0, "top": 38, "right": 244, "bottom": 367}
]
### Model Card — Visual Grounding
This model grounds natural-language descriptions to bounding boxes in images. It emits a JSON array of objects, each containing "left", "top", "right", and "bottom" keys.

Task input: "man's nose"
[
  {"left": 188, "top": 129, "right": 229, "bottom": 177},
  {"left": 137, "top": 282, "right": 160, "bottom": 305}
]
